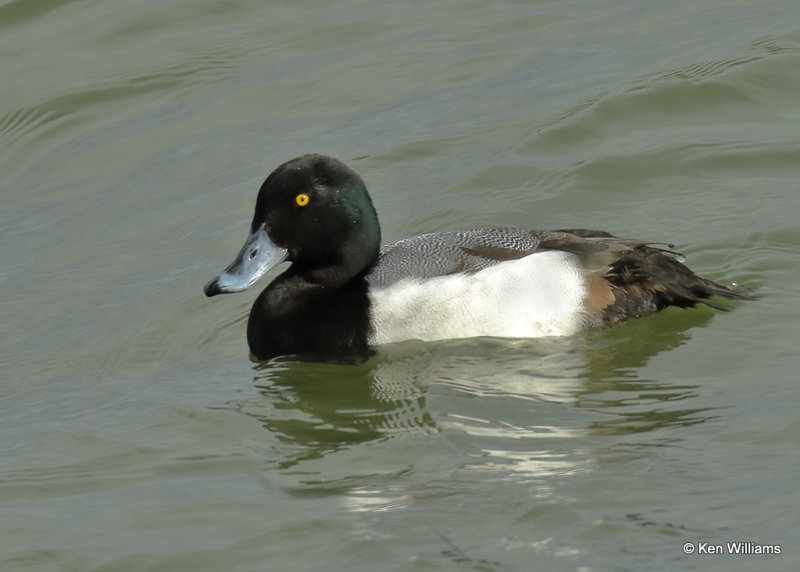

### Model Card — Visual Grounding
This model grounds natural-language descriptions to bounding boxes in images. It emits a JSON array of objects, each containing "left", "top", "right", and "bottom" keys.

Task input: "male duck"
[{"left": 204, "top": 154, "right": 751, "bottom": 362}]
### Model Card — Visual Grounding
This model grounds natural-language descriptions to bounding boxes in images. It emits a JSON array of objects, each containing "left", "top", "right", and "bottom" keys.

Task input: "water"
[{"left": 2, "top": 0, "right": 799, "bottom": 570}]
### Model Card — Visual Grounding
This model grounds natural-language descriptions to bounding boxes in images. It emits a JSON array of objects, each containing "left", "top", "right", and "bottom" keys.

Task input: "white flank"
[{"left": 368, "top": 250, "right": 588, "bottom": 345}]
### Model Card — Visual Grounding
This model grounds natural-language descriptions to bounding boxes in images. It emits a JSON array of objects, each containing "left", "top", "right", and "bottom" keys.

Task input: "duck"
[{"left": 204, "top": 154, "right": 752, "bottom": 362}]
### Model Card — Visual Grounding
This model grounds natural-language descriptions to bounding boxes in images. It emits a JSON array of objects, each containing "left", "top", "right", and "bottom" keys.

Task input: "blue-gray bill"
[{"left": 203, "top": 225, "right": 287, "bottom": 297}]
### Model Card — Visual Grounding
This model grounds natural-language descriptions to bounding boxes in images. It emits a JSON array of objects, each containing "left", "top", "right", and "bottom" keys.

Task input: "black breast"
[{"left": 247, "top": 273, "right": 373, "bottom": 362}]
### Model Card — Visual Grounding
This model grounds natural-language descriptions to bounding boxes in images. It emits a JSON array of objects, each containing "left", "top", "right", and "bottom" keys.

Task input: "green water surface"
[{"left": 2, "top": 1, "right": 799, "bottom": 570}]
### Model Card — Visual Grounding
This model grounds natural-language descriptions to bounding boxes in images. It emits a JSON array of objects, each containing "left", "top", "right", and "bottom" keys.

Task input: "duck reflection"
[
  {"left": 579, "top": 306, "right": 719, "bottom": 435},
  {"left": 237, "top": 305, "right": 722, "bottom": 472},
  {"left": 243, "top": 352, "right": 434, "bottom": 468}
]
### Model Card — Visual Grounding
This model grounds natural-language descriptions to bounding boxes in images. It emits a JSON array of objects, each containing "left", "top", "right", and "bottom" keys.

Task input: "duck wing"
[{"left": 368, "top": 227, "right": 631, "bottom": 287}]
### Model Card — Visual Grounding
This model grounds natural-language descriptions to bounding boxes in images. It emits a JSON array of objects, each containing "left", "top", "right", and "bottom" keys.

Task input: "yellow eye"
[{"left": 295, "top": 193, "right": 310, "bottom": 207}]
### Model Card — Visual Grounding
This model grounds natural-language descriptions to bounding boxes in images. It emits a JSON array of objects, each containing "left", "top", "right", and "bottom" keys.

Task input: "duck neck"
[
  {"left": 292, "top": 259, "right": 369, "bottom": 288},
  {"left": 291, "top": 229, "right": 380, "bottom": 287}
]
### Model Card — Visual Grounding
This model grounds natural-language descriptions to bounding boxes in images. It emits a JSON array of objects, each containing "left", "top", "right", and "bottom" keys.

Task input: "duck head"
[{"left": 204, "top": 154, "right": 381, "bottom": 296}]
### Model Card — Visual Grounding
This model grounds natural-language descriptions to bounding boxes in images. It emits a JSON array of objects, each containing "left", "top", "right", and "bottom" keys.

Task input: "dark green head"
[{"left": 204, "top": 154, "right": 381, "bottom": 296}]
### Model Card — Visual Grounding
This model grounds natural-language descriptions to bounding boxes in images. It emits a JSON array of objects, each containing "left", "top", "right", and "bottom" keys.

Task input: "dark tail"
[{"left": 604, "top": 246, "right": 755, "bottom": 320}]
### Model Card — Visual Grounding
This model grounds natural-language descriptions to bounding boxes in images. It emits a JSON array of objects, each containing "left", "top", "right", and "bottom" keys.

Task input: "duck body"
[
  {"left": 247, "top": 269, "right": 373, "bottom": 362},
  {"left": 204, "top": 154, "right": 752, "bottom": 362}
]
